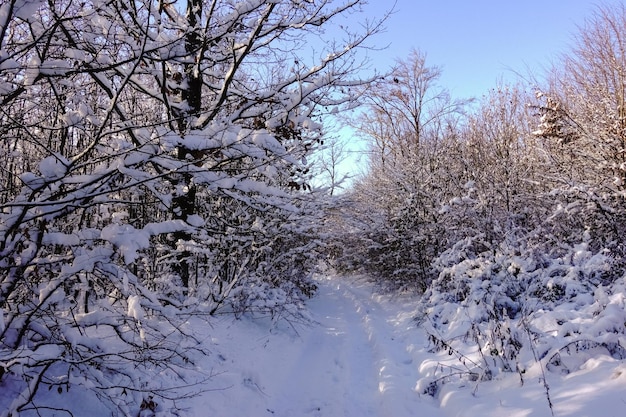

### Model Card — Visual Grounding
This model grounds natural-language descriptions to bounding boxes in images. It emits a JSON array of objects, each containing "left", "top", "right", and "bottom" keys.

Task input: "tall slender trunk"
[{"left": 172, "top": 0, "right": 203, "bottom": 289}]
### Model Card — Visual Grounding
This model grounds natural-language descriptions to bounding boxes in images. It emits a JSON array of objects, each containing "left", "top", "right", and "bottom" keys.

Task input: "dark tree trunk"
[{"left": 171, "top": 0, "right": 203, "bottom": 289}]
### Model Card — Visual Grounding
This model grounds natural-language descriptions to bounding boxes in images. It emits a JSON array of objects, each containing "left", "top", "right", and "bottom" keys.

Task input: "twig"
[{"left": 521, "top": 316, "right": 555, "bottom": 416}]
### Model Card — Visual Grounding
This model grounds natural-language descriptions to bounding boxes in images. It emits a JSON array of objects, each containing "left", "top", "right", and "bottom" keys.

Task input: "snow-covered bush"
[
  {"left": 328, "top": 186, "right": 445, "bottom": 292},
  {"left": 530, "top": 186, "right": 626, "bottom": 282},
  {"left": 417, "top": 236, "right": 624, "bottom": 397},
  {"left": 0, "top": 254, "right": 211, "bottom": 416},
  {"left": 329, "top": 134, "right": 466, "bottom": 292}
]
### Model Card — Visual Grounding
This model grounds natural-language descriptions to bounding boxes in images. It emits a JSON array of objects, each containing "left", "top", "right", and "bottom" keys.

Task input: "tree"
[
  {"left": 357, "top": 49, "right": 467, "bottom": 167},
  {"left": 332, "top": 50, "right": 469, "bottom": 291},
  {"left": 416, "top": 7, "right": 626, "bottom": 399},
  {"left": 0, "top": 0, "right": 382, "bottom": 414},
  {"left": 441, "top": 85, "right": 548, "bottom": 252},
  {"left": 533, "top": 4, "right": 626, "bottom": 186},
  {"left": 312, "top": 132, "right": 353, "bottom": 196},
  {"left": 532, "top": 3, "right": 626, "bottom": 266}
]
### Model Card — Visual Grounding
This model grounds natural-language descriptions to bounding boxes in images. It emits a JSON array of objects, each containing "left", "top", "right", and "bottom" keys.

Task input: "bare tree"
[
  {"left": 313, "top": 133, "right": 356, "bottom": 195},
  {"left": 356, "top": 49, "right": 468, "bottom": 167}
]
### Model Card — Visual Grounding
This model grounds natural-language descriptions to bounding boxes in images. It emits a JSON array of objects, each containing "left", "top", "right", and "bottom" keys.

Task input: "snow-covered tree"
[
  {"left": 332, "top": 50, "right": 469, "bottom": 291},
  {"left": 534, "top": 3, "right": 626, "bottom": 187},
  {"left": 417, "top": 7, "right": 626, "bottom": 395},
  {"left": 0, "top": 0, "right": 382, "bottom": 414},
  {"left": 531, "top": 3, "right": 626, "bottom": 271},
  {"left": 440, "top": 85, "right": 548, "bottom": 254}
]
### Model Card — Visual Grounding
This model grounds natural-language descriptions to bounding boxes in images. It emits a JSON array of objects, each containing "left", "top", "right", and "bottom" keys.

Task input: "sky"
[
  {"left": 326, "top": 0, "right": 626, "bottom": 185},
  {"left": 358, "top": 0, "right": 625, "bottom": 100}
]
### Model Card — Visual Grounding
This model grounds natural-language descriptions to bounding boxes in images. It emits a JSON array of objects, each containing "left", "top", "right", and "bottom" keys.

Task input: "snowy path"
[
  {"left": 179, "top": 275, "right": 626, "bottom": 417},
  {"left": 198, "top": 276, "right": 442, "bottom": 417},
  {"left": 264, "top": 278, "right": 427, "bottom": 417},
  {"left": 5, "top": 275, "right": 626, "bottom": 416}
]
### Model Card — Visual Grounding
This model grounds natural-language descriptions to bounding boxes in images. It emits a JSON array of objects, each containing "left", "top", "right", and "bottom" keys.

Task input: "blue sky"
[{"left": 357, "top": 0, "right": 624, "bottom": 99}]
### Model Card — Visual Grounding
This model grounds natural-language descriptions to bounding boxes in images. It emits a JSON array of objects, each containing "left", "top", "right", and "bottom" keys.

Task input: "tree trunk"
[{"left": 171, "top": 0, "right": 203, "bottom": 289}]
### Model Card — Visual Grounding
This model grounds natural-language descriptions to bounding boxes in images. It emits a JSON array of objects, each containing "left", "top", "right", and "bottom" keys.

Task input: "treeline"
[
  {"left": 331, "top": 4, "right": 626, "bottom": 294},
  {"left": 328, "top": 4, "right": 626, "bottom": 401}
]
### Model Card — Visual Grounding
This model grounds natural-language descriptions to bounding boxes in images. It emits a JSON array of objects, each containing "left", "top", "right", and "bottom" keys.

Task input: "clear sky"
[{"left": 357, "top": 0, "right": 624, "bottom": 100}]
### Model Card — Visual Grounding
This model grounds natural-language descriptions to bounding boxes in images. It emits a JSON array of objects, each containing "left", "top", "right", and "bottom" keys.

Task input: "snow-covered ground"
[
  {"left": 195, "top": 276, "right": 429, "bottom": 417},
  {"left": 4, "top": 275, "right": 625, "bottom": 416},
  {"left": 188, "top": 275, "right": 626, "bottom": 417}
]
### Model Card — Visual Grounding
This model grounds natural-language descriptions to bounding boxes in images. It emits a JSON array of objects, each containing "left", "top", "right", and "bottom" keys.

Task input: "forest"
[{"left": 2, "top": 0, "right": 626, "bottom": 416}]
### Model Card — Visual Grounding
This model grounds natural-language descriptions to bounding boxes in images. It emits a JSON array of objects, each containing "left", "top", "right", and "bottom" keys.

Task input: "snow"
[
  {"left": 11, "top": 0, "right": 42, "bottom": 21},
  {"left": 101, "top": 223, "right": 151, "bottom": 264},
  {"left": 38, "top": 154, "right": 68, "bottom": 180},
  {"left": 190, "top": 276, "right": 626, "bottom": 417},
  {"left": 185, "top": 276, "right": 430, "bottom": 417},
  {"left": 127, "top": 295, "right": 145, "bottom": 321},
  {"left": 100, "top": 220, "right": 195, "bottom": 265},
  {"left": 23, "top": 55, "right": 40, "bottom": 86},
  {"left": 39, "top": 59, "right": 72, "bottom": 76},
  {"left": 3, "top": 275, "right": 626, "bottom": 416}
]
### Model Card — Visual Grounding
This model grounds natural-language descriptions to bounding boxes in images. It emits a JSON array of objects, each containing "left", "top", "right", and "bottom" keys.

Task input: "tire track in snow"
[
  {"left": 267, "top": 279, "right": 380, "bottom": 417},
  {"left": 267, "top": 276, "right": 436, "bottom": 417},
  {"left": 340, "top": 280, "right": 429, "bottom": 416}
]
